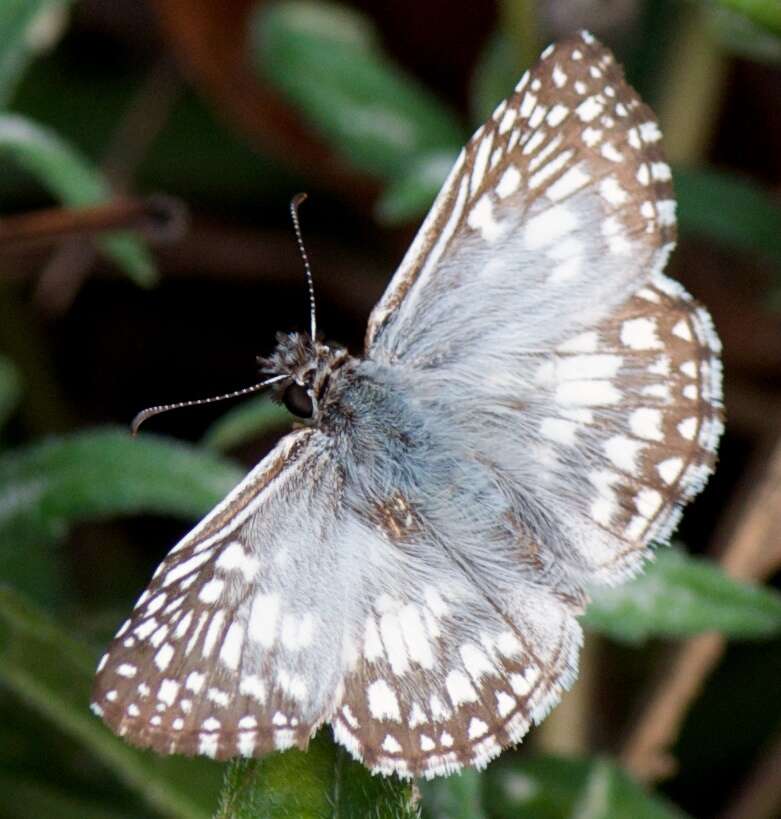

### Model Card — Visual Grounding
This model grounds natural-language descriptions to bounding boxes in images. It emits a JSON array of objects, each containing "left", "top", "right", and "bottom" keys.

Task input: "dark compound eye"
[{"left": 282, "top": 382, "right": 314, "bottom": 418}]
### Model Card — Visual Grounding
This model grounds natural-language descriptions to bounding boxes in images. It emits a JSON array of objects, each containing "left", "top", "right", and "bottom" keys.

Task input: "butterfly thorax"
[{"left": 258, "top": 331, "right": 353, "bottom": 421}]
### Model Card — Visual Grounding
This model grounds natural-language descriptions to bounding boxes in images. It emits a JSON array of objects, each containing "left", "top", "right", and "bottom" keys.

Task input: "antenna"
[
  {"left": 290, "top": 192, "right": 317, "bottom": 340},
  {"left": 130, "top": 374, "right": 286, "bottom": 435}
]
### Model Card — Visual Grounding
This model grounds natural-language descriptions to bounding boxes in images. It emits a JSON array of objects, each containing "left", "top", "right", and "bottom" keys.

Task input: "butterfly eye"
[{"left": 282, "top": 382, "right": 314, "bottom": 418}]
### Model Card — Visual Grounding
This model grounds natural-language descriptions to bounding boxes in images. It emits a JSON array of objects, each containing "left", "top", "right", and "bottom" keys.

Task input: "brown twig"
[
  {"left": 0, "top": 195, "right": 186, "bottom": 251},
  {"left": 34, "top": 59, "right": 181, "bottom": 314},
  {"left": 620, "top": 434, "right": 781, "bottom": 783},
  {"left": 719, "top": 722, "right": 781, "bottom": 819}
]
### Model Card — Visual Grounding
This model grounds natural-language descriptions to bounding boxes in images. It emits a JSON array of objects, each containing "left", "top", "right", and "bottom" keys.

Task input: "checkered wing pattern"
[
  {"left": 365, "top": 30, "right": 722, "bottom": 585},
  {"left": 92, "top": 430, "right": 350, "bottom": 759},
  {"left": 93, "top": 31, "right": 723, "bottom": 781},
  {"left": 331, "top": 527, "right": 584, "bottom": 778}
]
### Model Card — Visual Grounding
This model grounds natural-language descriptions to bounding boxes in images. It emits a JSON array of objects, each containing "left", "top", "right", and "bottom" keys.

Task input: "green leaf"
[
  {"left": 0, "top": 0, "right": 71, "bottom": 107},
  {"left": 251, "top": 0, "right": 464, "bottom": 179},
  {"left": 675, "top": 166, "right": 781, "bottom": 268},
  {"left": 0, "top": 586, "right": 222, "bottom": 819},
  {"left": 420, "top": 768, "right": 485, "bottom": 819},
  {"left": 0, "top": 426, "right": 242, "bottom": 549},
  {"left": 711, "top": 0, "right": 781, "bottom": 36},
  {"left": 216, "top": 730, "right": 419, "bottom": 819},
  {"left": 485, "top": 755, "right": 690, "bottom": 819},
  {"left": 711, "top": 5, "right": 781, "bottom": 63},
  {"left": 375, "top": 149, "right": 456, "bottom": 224},
  {"left": 0, "top": 354, "right": 22, "bottom": 431},
  {"left": 202, "top": 396, "right": 291, "bottom": 452},
  {"left": 0, "top": 113, "right": 156, "bottom": 285},
  {"left": 583, "top": 549, "right": 781, "bottom": 643}
]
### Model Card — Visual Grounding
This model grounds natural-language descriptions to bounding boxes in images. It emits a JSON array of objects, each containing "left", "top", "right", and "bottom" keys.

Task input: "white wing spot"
[
  {"left": 145, "top": 593, "right": 167, "bottom": 615},
  {"left": 239, "top": 674, "right": 267, "bottom": 704},
  {"left": 575, "top": 96, "right": 603, "bottom": 122},
  {"left": 367, "top": 679, "right": 401, "bottom": 721},
  {"left": 158, "top": 679, "right": 180, "bottom": 706},
  {"left": 496, "top": 690, "right": 516, "bottom": 717},
  {"left": 678, "top": 417, "right": 697, "bottom": 440},
  {"left": 248, "top": 593, "right": 280, "bottom": 647},
  {"left": 604, "top": 435, "right": 646, "bottom": 473},
  {"left": 409, "top": 702, "right": 428, "bottom": 727},
  {"left": 215, "top": 541, "right": 260, "bottom": 581},
  {"left": 446, "top": 670, "right": 478, "bottom": 707},
  {"left": 640, "top": 121, "right": 662, "bottom": 142},
  {"left": 621, "top": 317, "right": 663, "bottom": 350},
  {"left": 680, "top": 360, "right": 697, "bottom": 378},
  {"left": 238, "top": 731, "right": 257, "bottom": 756},
  {"left": 220, "top": 622, "right": 245, "bottom": 670},
  {"left": 469, "top": 717, "right": 489, "bottom": 739},
  {"left": 599, "top": 176, "right": 628, "bottom": 205},
  {"left": 364, "top": 616, "right": 383, "bottom": 662},
  {"left": 341, "top": 704, "right": 359, "bottom": 729},
  {"left": 498, "top": 107, "right": 516, "bottom": 134},
  {"left": 174, "top": 610, "right": 193, "bottom": 640},
  {"left": 460, "top": 643, "right": 495, "bottom": 681},
  {"left": 199, "top": 733, "right": 219, "bottom": 758},
  {"left": 382, "top": 734, "right": 402, "bottom": 754},
  {"left": 546, "top": 103, "right": 569, "bottom": 127},
  {"left": 636, "top": 488, "right": 663, "bottom": 518},
  {"left": 600, "top": 142, "right": 623, "bottom": 162},
  {"left": 399, "top": 604, "right": 435, "bottom": 669},
  {"left": 547, "top": 164, "right": 590, "bottom": 202},
  {"left": 496, "top": 165, "right": 521, "bottom": 199},
  {"left": 673, "top": 319, "right": 693, "bottom": 341},
  {"left": 198, "top": 578, "right": 224, "bottom": 604},
  {"left": 202, "top": 609, "right": 225, "bottom": 657},
  {"left": 186, "top": 671, "right": 205, "bottom": 692},
  {"left": 556, "top": 380, "right": 621, "bottom": 406},
  {"left": 154, "top": 643, "right": 174, "bottom": 671},
  {"left": 658, "top": 457, "right": 684, "bottom": 484},
  {"left": 163, "top": 551, "right": 211, "bottom": 587},
  {"left": 630, "top": 408, "right": 664, "bottom": 441},
  {"left": 540, "top": 417, "right": 578, "bottom": 445},
  {"left": 467, "top": 194, "right": 506, "bottom": 242},
  {"left": 380, "top": 610, "right": 410, "bottom": 675},
  {"left": 524, "top": 204, "right": 578, "bottom": 250}
]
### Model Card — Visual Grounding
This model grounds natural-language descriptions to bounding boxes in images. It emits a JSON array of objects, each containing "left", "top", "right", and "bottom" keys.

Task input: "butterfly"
[{"left": 92, "top": 31, "right": 723, "bottom": 779}]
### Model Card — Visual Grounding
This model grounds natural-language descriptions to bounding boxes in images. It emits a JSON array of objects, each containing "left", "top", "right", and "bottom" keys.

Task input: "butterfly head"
[{"left": 259, "top": 331, "right": 350, "bottom": 421}]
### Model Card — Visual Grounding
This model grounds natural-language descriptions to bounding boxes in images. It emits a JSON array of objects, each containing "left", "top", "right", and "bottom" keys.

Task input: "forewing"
[
  {"left": 365, "top": 31, "right": 677, "bottom": 365},
  {"left": 92, "top": 429, "right": 349, "bottom": 759},
  {"left": 365, "top": 31, "right": 723, "bottom": 583}
]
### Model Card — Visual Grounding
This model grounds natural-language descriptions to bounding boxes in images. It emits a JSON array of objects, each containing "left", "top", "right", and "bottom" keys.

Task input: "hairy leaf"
[
  {"left": 216, "top": 730, "right": 419, "bottom": 819},
  {"left": 486, "top": 755, "right": 690, "bottom": 819},
  {"left": 584, "top": 549, "right": 781, "bottom": 643},
  {"left": 0, "top": 587, "right": 221, "bottom": 819}
]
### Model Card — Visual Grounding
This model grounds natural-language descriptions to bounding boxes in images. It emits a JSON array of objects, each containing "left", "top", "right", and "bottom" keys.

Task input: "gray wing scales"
[
  {"left": 329, "top": 515, "right": 583, "bottom": 779},
  {"left": 366, "top": 33, "right": 676, "bottom": 369},
  {"left": 92, "top": 429, "right": 353, "bottom": 759},
  {"left": 364, "top": 31, "right": 723, "bottom": 583}
]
